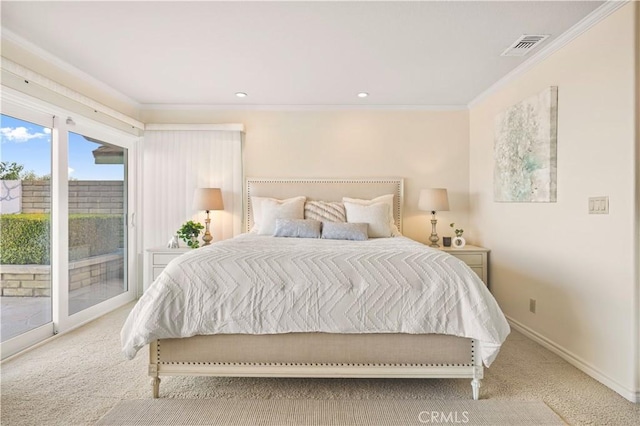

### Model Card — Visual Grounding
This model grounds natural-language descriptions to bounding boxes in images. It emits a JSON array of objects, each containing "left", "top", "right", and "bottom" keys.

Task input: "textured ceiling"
[{"left": 1, "top": 1, "right": 604, "bottom": 107}]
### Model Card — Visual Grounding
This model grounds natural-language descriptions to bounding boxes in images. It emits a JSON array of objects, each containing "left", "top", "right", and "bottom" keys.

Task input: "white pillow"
[
  {"left": 251, "top": 196, "right": 306, "bottom": 235},
  {"left": 342, "top": 194, "right": 399, "bottom": 237},
  {"left": 343, "top": 202, "right": 392, "bottom": 238},
  {"left": 304, "top": 201, "right": 346, "bottom": 223}
]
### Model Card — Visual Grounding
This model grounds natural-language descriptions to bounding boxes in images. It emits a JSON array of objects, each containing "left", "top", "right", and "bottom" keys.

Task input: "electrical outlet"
[{"left": 529, "top": 299, "right": 536, "bottom": 314}]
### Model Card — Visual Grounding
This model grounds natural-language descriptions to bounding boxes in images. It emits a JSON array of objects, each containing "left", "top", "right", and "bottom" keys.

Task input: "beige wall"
[
  {"left": 140, "top": 109, "right": 471, "bottom": 243},
  {"left": 469, "top": 3, "right": 638, "bottom": 399}
]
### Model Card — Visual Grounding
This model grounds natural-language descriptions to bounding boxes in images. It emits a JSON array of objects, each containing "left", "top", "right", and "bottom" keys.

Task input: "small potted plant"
[
  {"left": 177, "top": 220, "right": 205, "bottom": 248},
  {"left": 449, "top": 223, "right": 466, "bottom": 248}
]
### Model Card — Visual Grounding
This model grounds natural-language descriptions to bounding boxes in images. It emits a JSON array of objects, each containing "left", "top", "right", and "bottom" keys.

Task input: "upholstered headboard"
[{"left": 245, "top": 178, "right": 404, "bottom": 233}]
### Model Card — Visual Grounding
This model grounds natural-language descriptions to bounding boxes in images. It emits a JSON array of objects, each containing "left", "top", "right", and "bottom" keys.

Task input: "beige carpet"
[
  {"left": 96, "top": 399, "right": 565, "bottom": 425},
  {"left": 2, "top": 302, "right": 639, "bottom": 426}
]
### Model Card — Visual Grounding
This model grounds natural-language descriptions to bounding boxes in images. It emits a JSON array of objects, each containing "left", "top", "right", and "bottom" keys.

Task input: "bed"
[{"left": 122, "top": 178, "right": 510, "bottom": 400}]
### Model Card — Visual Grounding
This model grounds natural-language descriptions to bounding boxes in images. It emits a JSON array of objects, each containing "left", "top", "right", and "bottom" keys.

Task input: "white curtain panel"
[{"left": 142, "top": 128, "right": 243, "bottom": 250}]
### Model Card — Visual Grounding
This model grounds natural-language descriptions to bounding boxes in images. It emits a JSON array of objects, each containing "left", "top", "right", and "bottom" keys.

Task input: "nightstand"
[
  {"left": 145, "top": 247, "right": 191, "bottom": 293},
  {"left": 439, "top": 245, "right": 490, "bottom": 286}
]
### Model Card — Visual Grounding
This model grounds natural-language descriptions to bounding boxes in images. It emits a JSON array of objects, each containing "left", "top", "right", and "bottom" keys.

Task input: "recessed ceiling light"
[
  {"left": 235, "top": 92, "right": 248, "bottom": 98},
  {"left": 357, "top": 92, "right": 369, "bottom": 98}
]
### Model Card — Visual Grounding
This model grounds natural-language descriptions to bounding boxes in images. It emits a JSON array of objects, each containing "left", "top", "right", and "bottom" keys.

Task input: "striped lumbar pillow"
[{"left": 304, "top": 201, "right": 346, "bottom": 223}]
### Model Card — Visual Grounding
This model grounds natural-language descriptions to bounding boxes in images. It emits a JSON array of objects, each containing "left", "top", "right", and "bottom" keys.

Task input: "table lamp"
[
  {"left": 193, "top": 188, "right": 224, "bottom": 246},
  {"left": 418, "top": 188, "right": 449, "bottom": 247}
]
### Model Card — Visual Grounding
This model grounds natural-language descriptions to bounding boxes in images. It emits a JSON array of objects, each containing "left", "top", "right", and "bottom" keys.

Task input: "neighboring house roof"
[{"left": 91, "top": 144, "right": 124, "bottom": 165}]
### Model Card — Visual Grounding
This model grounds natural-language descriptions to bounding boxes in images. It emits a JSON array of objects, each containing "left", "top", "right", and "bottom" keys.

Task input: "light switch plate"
[{"left": 588, "top": 196, "right": 609, "bottom": 214}]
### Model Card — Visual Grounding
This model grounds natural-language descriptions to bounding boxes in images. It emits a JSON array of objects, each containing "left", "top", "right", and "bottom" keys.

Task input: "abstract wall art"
[{"left": 494, "top": 86, "right": 558, "bottom": 202}]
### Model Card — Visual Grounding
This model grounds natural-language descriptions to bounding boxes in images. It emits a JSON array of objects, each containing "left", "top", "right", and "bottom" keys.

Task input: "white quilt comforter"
[{"left": 122, "top": 235, "right": 510, "bottom": 366}]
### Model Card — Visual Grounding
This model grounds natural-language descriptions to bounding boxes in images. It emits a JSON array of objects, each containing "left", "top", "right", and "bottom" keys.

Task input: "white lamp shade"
[
  {"left": 193, "top": 188, "right": 224, "bottom": 211},
  {"left": 418, "top": 188, "right": 449, "bottom": 212}
]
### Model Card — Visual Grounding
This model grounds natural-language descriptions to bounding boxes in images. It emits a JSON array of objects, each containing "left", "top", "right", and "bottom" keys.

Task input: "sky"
[{"left": 0, "top": 114, "right": 124, "bottom": 181}]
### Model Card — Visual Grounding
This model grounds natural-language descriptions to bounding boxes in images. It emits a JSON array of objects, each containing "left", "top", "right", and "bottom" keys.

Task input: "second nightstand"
[{"left": 439, "top": 245, "right": 490, "bottom": 286}]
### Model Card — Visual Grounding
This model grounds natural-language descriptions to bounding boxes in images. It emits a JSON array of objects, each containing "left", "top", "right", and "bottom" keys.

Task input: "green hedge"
[
  {"left": 0, "top": 213, "right": 123, "bottom": 265},
  {"left": 0, "top": 214, "right": 50, "bottom": 264}
]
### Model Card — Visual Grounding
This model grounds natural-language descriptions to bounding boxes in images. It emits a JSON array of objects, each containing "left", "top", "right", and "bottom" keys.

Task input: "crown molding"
[
  {"left": 468, "top": 0, "right": 630, "bottom": 109},
  {"left": 1, "top": 28, "right": 141, "bottom": 110},
  {"left": 140, "top": 103, "right": 468, "bottom": 112}
]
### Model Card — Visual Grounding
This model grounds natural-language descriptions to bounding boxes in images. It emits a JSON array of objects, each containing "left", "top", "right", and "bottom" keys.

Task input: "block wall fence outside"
[
  {"left": 0, "top": 253, "right": 124, "bottom": 297},
  {"left": 20, "top": 180, "right": 124, "bottom": 214},
  {"left": 1, "top": 180, "right": 125, "bottom": 296}
]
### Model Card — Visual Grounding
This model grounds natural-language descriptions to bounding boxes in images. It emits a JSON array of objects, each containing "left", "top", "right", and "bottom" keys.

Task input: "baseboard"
[{"left": 506, "top": 316, "right": 638, "bottom": 403}]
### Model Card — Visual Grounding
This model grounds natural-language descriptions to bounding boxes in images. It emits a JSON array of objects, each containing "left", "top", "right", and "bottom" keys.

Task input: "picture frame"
[{"left": 494, "top": 86, "right": 558, "bottom": 202}]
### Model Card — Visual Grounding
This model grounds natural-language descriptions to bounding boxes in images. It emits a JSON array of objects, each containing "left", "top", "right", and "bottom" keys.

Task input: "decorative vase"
[
  {"left": 167, "top": 235, "right": 180, "bottom": 248},
  {"left": 452, "top": 236, "right": 466, "bottom": 249}
]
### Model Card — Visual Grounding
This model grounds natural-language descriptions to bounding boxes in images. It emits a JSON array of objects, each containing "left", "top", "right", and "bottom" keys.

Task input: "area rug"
[{"left": 96, "top": 399, "right": 566, "bottom": 425}]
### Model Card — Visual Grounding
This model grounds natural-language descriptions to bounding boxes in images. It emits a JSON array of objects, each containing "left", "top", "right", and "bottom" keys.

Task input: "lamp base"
[
  {"left": 202, "top": 231, "right": 213, "bottom": 246},
  {"left": 428, "top": 216, "right": 440, "bottom": 248},
  {"left": 202, "top": 213, "right": 213, "bottom": 246}
]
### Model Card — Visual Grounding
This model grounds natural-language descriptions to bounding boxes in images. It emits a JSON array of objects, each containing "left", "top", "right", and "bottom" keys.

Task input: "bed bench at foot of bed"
[{"left": 148, "top": 332, "right": 484, "bottom": 400}]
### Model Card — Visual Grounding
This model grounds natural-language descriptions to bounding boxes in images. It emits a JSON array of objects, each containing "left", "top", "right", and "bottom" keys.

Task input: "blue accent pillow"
[
  {"left": 321, "top": 222, "right": 368, "bottom": 241},
  {"left": 273, "top": 219, "right": 321, "bottom": 239}
]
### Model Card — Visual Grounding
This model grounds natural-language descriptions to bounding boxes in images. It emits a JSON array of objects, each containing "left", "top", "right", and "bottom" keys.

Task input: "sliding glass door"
[
  {"left": 67, "top": 133, "right": 128, "bottom": 315},
  {"left": 0, "top": 95, "right": 137, "bottom": 359},
  {"left": 0, "top": 111, "right": 54, "bottom": 347}
]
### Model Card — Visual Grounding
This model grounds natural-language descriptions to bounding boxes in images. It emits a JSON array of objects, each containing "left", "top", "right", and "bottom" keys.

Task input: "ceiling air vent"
[{"left": 501, "top": 34, "right": 549, "bottom": 57}]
